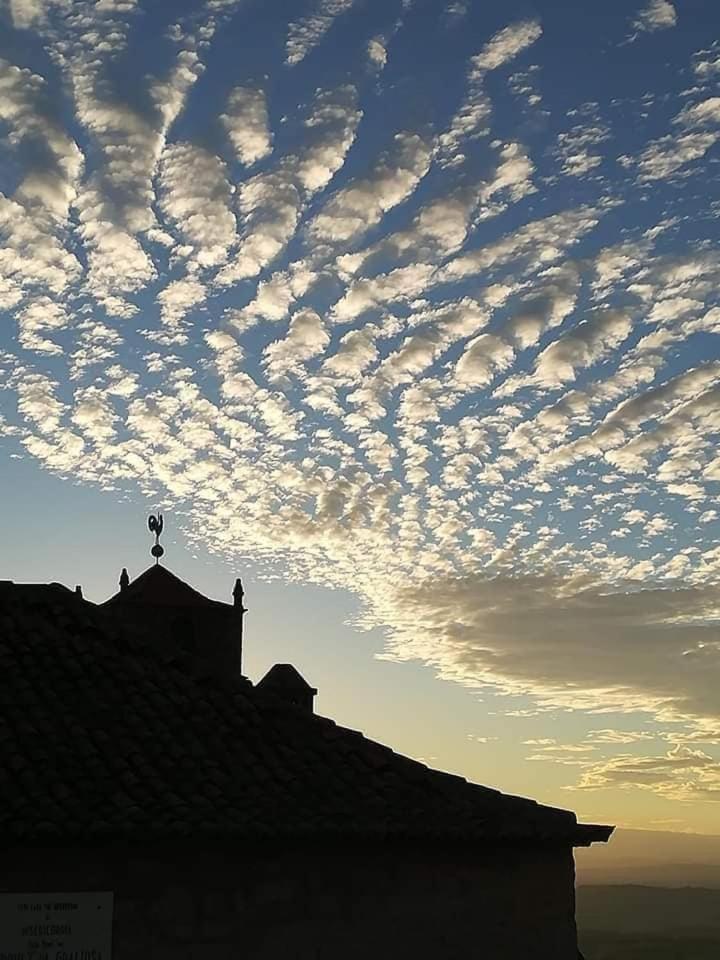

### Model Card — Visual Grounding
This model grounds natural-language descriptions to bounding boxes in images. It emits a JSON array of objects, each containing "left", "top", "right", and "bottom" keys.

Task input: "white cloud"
[
  {"left": 444, "top": 2, "right": 467, "bottom": 23},
  {"left": 367, "top": 37, "right": 387, "bottom": 71},
  {"left": 505, "top": 309, "right": 633, "bottom": 393},
  {"left": 439, "top": 19, "right": 542, "bottom": 162},
  {"left": 621, "top": 95, "right": 720, "bottom": 181},
  {"left": 286, "top": 0, "right": 355, "bottom": 67},
  {"left": 0, "top": 196, "right": 82, "bottom": 298},
  {"left": 307, "top": 132, "right": 432, "bottom": 246},
  {"left": 220, "top": 86, "right": 273, "bottom": 166},
  {"left": 501, "top": 265, "right": 580, "bottom": 349},
  {"left": 6, "top": 0, "right": 70, "bottom": 29},
  {"left": 0, "top": 58, "right": 83, "bottom": 220},
  {"left": 674, "top": 97, "right": 720, "bottom": 129},
  {"left": 295, "top": 84, "right": 362, "bottom": 192},
  {"left": 217, "top": 166, "right": 302, "bottom": 283},
  {"left": 263, "top": 308, "right": 330, "bottom": 381},
  {"left": 331, "top": 263, "right": 436, "bottom": 322},
  {"left": 454, "top": 334, "right": 514, "bottom": 388},
  {"left": 16, "top": 297, "right": 70, "bottom": 354},
  {"left": 218, "top": 85, "right": 361, "bottom": 284},
  {"left": 156, "top": 277, "right": 206, "bottom": 333},
  {"left": 471, "top": 19, "right": 543, "bottom": 73},
  {"left": 693, "top": 44, "right": 720, "bottom": 80},
  {"left": 439, "top": 206, "right": 601, "bottom": 283},
  {"left": 158, "top": 142, "right": 237, "bottom": 268},
  {"left": 342, "top": 141, "right": 537, "bottom": 278},
  {"left": 554, "top": 121, "right": 609, "bottom": 179},
  {"left": 631, "top": 0, "right": 677, "bottom": 36}
]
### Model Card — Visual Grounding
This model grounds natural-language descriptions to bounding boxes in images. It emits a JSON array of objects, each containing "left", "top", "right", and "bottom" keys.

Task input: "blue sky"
[{"left": 1, "top": 0, "right": 719, "bottom": 832}]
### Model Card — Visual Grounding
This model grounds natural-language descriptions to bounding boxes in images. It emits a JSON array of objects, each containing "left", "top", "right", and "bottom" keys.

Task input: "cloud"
[
  {"left": 367, "top": 37, "right": 387, "bottom": 71},
  {"left": 500, "top": 265, "right": 580, "bottom": 349},
  {"left": 439, "top": 19, "right": 542, "bottom": 162},
  {"left": 286, "top": 0, "right": 355, "bottom": 67},
  {"left": 263, "top": 308, "right": 330, "bottom": 382},
  {"left": 444, "top": 2, "right": 467, "bottom": 24},
  {"left": 576, "top": 746, "right": 720, "bottom": 802},
  {"left": 218, "top": 84, "right": 361, "bottom": 284},
  {"left": 585, "top": 729, "right": 656, "bottom": 744},
  {"left": 16, "top": 297, "right": 70, "bottom": 354},
  {"left": 454, "top": 334, "right": 514, "bottom": 389},
  {"left": 33, "top": 0, "right": 239, "bottom": 310},
  {"left": 380, "top": 572, "right": 720, "bottom": 725},
  {"left": 471, "top": 19, "right": 544, "bottom": 72},
  {"left": 331, "top": 263, "right": 436, "bottom": 322},
  {"left": 554, "top": 121, "right": 609, "bottom": 179},
  {"left": 0, "top": 58, "right": 83, "bottom": 220},
  {"left": 337, "top": 140, "right": 536, "bottom": 280},
  {"left": 220, "top": 86, "right": 273, "bottom": 166},
  {"left": 156, "top": 277, "right": 206, "bottom": 334},
  {"left": 500, "top": 309, "right": 633, "bottom": 395},
  {"left": 217, "top": 167, "right": 303, "bottom": 283},
  {"left": 620, "top": 96, "right": 720, "bottom": 182},
  {"left": 631, "top": 0, "right": 677, "bottom": 37},
  {"left": 306, "top": 132, "right": 432, "bottom": 247},
  {"left": 0, "top": 196, "right": 82, "bottom": 298},
  {"left": 439, "top": 206, "right": 601, "bottom": 283},
  {"left": 528, "top": 362, "right": 720, "bottom": 478},
  {"left": 158, "top": 142, "right": 237, "bottom": 268},
  {"left": 693, "top": 44, "right": 720, "bottom": 81},
  {"left": 6, "top": 0, "right": 70, "bottom": 29}
]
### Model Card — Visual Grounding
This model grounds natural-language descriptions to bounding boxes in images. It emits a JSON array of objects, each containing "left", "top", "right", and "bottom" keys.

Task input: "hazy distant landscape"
[
  {"left": 575, "top": 829, "right": 720, "bottom": 888},
  {"left": 574, "top": 831, "right": 720, "bottom": 959},
  {"left": 577, "top": 885, "right": 720, "bottom": 960},
  {"left": 581, "top": 931, "right": 720, "bottom": 960}
]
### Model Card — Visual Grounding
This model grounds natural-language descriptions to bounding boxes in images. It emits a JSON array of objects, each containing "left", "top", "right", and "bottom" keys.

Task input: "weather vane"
[{"left": 148, "top": 513, "right": 164, "bottom": 563}]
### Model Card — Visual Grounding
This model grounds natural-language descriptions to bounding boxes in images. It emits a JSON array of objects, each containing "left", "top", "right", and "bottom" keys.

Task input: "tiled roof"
[{"left": 0, "top": 579, "right": 613, "bottom": 848}]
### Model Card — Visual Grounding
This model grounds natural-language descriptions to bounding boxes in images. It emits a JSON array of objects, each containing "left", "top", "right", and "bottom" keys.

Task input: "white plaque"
[{"left": 0, "top": 892, "right": 113, "bottom": 960}]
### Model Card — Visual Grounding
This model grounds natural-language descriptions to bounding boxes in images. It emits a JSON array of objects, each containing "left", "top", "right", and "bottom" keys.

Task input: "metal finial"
[{"left": 148, "top": 513, "right": 164, "bottom": 563}]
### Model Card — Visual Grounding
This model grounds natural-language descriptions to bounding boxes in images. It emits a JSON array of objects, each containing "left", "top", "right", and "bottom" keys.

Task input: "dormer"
[{"left": 257, "top": 663, "right": 318, "bottom": 713}]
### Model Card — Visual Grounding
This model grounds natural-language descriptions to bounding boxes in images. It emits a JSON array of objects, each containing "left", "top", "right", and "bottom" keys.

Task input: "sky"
[{"left": 0, "top": 0, "right": 719, "bottom": 839}]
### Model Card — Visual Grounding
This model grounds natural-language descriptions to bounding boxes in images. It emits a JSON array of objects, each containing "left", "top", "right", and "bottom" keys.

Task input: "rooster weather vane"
[{"left": 148, "top": 513, "right": 164, "bottom": 563}]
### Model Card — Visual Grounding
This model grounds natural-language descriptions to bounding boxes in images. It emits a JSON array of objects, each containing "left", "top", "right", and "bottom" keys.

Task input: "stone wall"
[{"left": 1, "top": 842, "right": 579, "bottom": 959}]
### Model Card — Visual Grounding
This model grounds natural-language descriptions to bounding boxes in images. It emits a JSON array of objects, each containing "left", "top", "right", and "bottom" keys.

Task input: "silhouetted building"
[{"left": 0, "top": 560, "right": 612, "bottom": 959}]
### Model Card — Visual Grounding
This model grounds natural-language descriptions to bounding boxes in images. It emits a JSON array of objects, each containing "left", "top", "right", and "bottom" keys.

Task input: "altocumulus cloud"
[{"left": 0, "top": 0, "right": 719, "bottom": 792}]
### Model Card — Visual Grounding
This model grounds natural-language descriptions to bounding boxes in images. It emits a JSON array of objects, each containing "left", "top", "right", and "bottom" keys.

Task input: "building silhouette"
[{"left": 0, "top": 548, "right": 612, "bottom": 959}]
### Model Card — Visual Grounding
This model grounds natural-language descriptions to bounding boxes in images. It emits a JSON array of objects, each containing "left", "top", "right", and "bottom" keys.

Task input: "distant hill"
[
  {"left": 577, "top": 886, "right": 720, "bottom": 960},
  {"left": 575, "top": 828, "right": 720, "bottom": 888},
  {"left": 577, "top": 885, "right": 720, "bottom": 936},
  {"left": 580, "top": 931, "right": 720, "bottom": 960}
]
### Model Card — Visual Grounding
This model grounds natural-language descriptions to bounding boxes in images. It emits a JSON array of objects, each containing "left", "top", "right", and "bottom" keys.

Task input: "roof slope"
[
  {"left": 0, "top": 581, "right": 612, "bottom": 848},
  {"left": 103, "top": 564, "right": 229, "bottom": 609}
]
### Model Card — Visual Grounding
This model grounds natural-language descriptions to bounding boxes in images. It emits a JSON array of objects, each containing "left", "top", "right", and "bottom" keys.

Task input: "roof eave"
[{"left": 572, "top": 823, "right": 615, "bottom": 846}]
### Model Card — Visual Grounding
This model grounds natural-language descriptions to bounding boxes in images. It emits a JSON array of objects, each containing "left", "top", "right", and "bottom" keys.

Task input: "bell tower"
[{"left": 102, "top": 515, "right": 248, "bottom": 679}]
